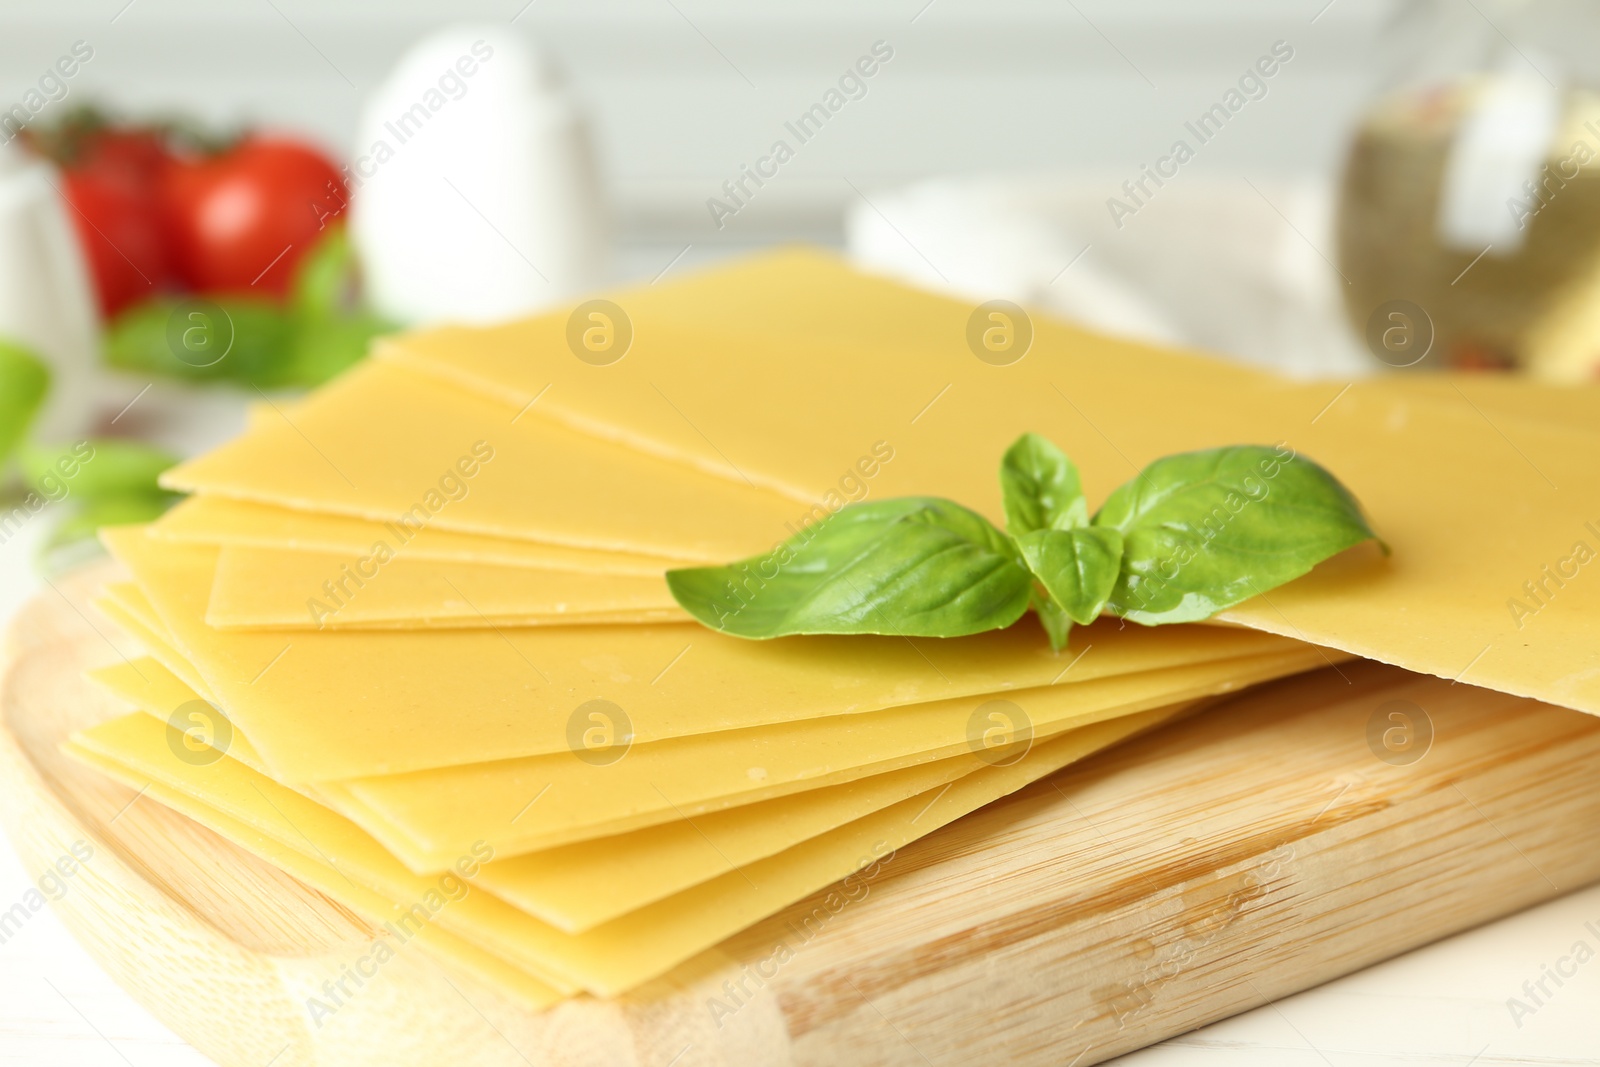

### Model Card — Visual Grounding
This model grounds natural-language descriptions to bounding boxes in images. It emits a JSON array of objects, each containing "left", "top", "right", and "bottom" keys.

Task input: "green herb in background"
[
  {"left": 8, "top": 223, "right": 392, "bottom": 566},
  {"left": 0, "top": 339, "right": 50, "bottom": 467},
  {"left": 21, "top": 439, "right": 177, "bottom": 500},
  {"left": 43, "top": 492, "right": 173, "bottom": 553},
  {"left": 666, "top": 435, "right": 1382, "bottom": 650},
  {"left": 102, "top": 296, "right": 295, "bottom": 385},
  {"left": 20, "top": 439, "right": 179, "bottom": 562},
  {"left": 100, "top": 223, "right": 394, "bottom": 389}
]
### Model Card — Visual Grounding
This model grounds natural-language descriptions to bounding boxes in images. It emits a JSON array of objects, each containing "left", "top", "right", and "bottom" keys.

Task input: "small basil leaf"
[
  {"left": 1000, "top": 432, "right": 1087, "bottom": 535},
  {"left": 666, "top": 497, "right": 1033, "bottom": 639},
  {"left": 1095, "top": 444, "right": 1378, "bottom": 624},
  {"left": 1028, "top": 588, "right": 1073, "bottom": 652},
  {"left": 1018, "top": 526, "right": 1124, "bottom": 627}
]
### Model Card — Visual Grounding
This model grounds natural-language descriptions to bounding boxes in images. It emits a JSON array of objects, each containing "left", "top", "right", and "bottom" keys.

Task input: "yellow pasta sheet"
[
  {"left": 204, "top": 545, "right": 682, "bottom": 630},
  {"left": 90, "top": 542, "right": 1320, "bottom": 866},
  {"left": 92, "top": 595, "right": 217, "bottom": 704},
  {"left": 101, "top": 525, "right": 1304, "bottom": 781},
  {"left": 85, "top": 644, "right": 1303, "bottom": 887},
  {"left": 68, "top": 701, "right": 1186, "bottom": 996},
  {"left": 101, "top": 581, "right": 169, "bottom": 639},
  {"left": 375, "top": 248, "right": 1271, "bottom": 508},
  {"left": 89, "top": 660, "right": 264, "bottom": 766},
  {"left": 1365, "top": 374, "right": 1600, "bottom": 434},
  {"left": 159, "top": 357, "right": 800, "bottom": 562},
  {"left": 63, "top": 740, "right": 568, "bottom": 1009},
  {"left": 152, "top": 495, "right": 674, "bottom": 576},
  {"left": 326, "top": 648, "right": 1325, "bottom": 867},
  {"left": 384, "top": 249, "right": 1599, "bottom": 500},
  {"left": 470, "top": 751, "right": 995, "bottom": 932},
  {"left": 379, "top": 250, "right": 1600, "bottom": 717},
  {"left": 93, "top": 553, "right": 1316, "bottom": 882},
  {"left": 88, "top": 658, "right": 1103, "bottom": 932}
]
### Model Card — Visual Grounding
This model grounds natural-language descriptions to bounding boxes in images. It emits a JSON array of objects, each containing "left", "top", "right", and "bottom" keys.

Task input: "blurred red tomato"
[
  {"left": 79, "top": 128, "right": 171, "bottom": 183},
  {"left": 57, "top": 128, "right": 175, "bottom": 318},
  {"left": 162, "top": 136, "right": 346, "bottom": 297}
]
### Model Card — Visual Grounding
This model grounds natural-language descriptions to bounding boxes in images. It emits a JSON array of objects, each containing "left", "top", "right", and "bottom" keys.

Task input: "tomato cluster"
[{"left": 28, "top": 114, "right": 347, "bottom": 318}]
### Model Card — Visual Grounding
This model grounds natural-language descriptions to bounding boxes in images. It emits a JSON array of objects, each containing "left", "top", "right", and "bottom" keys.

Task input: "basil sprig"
[{"left": 666, "top": 435, "right": 1379, "bottom": 649}]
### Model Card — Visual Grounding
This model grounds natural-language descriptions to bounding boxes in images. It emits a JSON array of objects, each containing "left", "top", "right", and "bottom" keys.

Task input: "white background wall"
[{"left": 0, "top": 0, "right": 1408, "bottom": 243}]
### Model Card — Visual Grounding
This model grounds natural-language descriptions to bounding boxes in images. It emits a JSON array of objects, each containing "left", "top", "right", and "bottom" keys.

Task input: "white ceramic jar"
[
  {"left": 350, "top": 25, "right": 609, "bottom": 327},
  {"left": 0, "top": 139, "right": 98, "bottom": 441}
]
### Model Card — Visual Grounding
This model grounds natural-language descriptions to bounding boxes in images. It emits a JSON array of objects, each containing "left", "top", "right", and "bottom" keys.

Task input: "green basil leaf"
[
  {"left": 1000, "top": 432, "right": 1087, "bottom": 535},
  {"left": 103, "top": 297, "right": 295, "bottom": 386},
  {"left": 666, "top": 497, "right": 1032, "bottom": 639},
  {"left": 291, "top": 223, "right": 362, "bottom": 323},
  {"left": 1017, "top": 526, "right": 1124, "bottom": 628},
  {"left": 1028, "top": 589, "right": 1072, "bottom": 652},
  {"left": 282, "top": 313, "right": 390, "bottom": 387},
  {"left": 1095, "top": 444, "right": 1378, "bottom": 624},
  {"left": 285, "top": 224, "right": 394, "bottom": 387},
  {"left": 0, "top": 339, "right": 50, "bottom": 467}
]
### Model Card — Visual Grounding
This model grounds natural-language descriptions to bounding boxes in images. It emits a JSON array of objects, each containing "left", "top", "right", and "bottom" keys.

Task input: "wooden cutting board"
[{"left": 6, "top": 563, "right": 1600, "bottom": 1067}]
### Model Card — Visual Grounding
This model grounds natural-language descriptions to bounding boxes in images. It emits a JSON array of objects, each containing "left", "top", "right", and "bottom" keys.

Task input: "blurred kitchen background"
[
  {"left": 6, "top": 1, "right": 1385, "bottom": 244},
  {"left": 3, "top": 0, "right": 1600, "bottom": 567}
]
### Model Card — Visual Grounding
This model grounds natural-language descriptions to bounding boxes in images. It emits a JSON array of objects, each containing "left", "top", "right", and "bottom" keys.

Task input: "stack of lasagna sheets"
[{"left": 64, "top": 250, "right": 1600, "bottom": 1005}]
